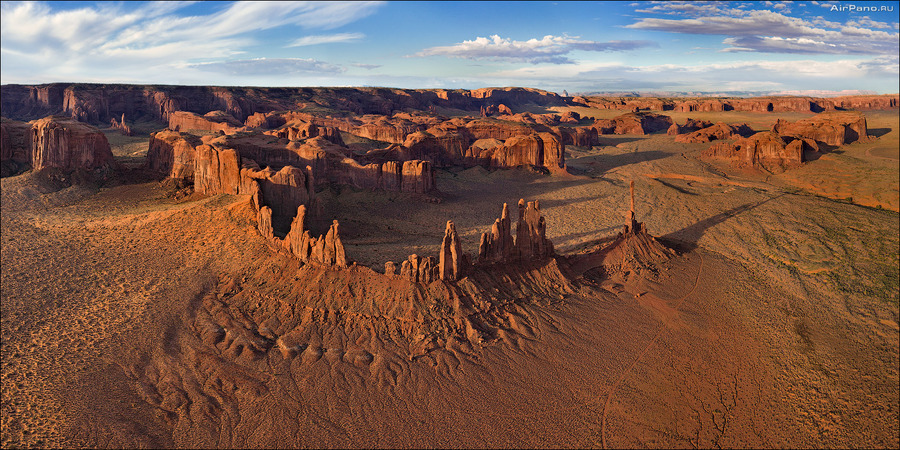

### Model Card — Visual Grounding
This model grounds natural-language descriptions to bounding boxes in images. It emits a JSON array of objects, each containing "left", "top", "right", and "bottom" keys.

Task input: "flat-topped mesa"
[
  {"left": 169, "top": 110, "right": 245, "bottom": 134},
  {"left": 30, "top": 115, "right": 116, "bottom": 172},
  {"left": 771, "top": 112, "right": 871, "bottom": 147}
]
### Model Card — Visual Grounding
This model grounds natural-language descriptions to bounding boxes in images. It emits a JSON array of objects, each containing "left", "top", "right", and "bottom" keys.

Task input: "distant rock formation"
[
  {"left": 169, "top": 111, "right": 245, "bottom": 134},
  {"left": 674, "top": 122, "right": 755, "bottom": 143},
  {"left": 771, "top": 112, "right": 870, "bottom": 147},
  {"left": 593, "top": 112, "right": 673, "bottom": 135},
  {"left": 30, "top": 116, "right": 116, "bottom": 172},
  {"left": 703, "top": 131, "right": 804, "bottom": 171},
  {"left": 667, "top": 118, "right": 714, "bottom": 136},
  {"left": 109, "top": 113, "right": 133, "bottom": 136},
  {"left": 1, "top": 118, "right": 33, "bottom": 176}
]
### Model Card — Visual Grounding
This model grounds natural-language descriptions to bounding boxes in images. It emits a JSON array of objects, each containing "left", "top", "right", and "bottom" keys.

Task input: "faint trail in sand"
[{"left": 601, "top": 251, "right": 704, "bottom": 449}]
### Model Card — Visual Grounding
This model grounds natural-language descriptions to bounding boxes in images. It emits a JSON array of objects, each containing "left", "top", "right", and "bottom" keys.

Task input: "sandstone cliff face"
[
  {"left": 703, "top": 131, "right": 803, "bottom": 170},
  {"left": 241, "top": 165, "right": 315, "bottom": 219},
  {"left": 146, "top": 130, "right": 201, "bottom": 179},
  {"left": 555, "top": 126, "right": 598, "bottom": 147},
  {"left": 772, "top": 112, "right": 870, "bottom": 147},
  {"left": 194, "top": 145, "right": 241, "bottom": 195},
  {"left": 1, "top": 118, "right": 33, "bottom": 164},
  {"left": 1, "top": 118, "right": 33, "bottom": 177},
  {"left": 30, "top": 116, "right": 115, "bottom": 171}
]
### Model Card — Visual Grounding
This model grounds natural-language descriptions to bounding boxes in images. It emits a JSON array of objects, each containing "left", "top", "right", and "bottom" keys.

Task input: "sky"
[{"left": 1, "top": 0, "right": 898, "bottom": 95}]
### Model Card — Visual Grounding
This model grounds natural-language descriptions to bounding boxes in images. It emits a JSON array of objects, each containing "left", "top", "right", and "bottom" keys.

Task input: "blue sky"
[{"left": 1, "top": 1, "right": 898, "bottom": 94}]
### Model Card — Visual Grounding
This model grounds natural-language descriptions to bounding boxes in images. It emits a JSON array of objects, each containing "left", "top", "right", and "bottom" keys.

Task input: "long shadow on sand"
[
  {"left": 568, "top": 150, "right": 669, "bottom": 174},
  {"left": 662, "top": 193, "right": 785, "bottom": 251}
]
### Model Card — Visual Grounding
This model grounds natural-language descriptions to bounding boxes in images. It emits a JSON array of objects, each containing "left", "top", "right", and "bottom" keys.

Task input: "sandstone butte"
[
  {"left": 695, "top": 112, "right": 873, "bottom": 170},
  {"left": 1, "top": 115, "right": 117, "bottom": 174}
]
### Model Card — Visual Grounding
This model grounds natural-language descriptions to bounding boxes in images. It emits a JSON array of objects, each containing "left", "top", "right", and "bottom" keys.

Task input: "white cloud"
[
  {"left": 481, "top": 55, "right": 898, "bottom": 93},
  {"left": 352, "top": 63, "right": 382, "bottom": 70},
  {"left": 188, "top": 58, "right": 344, "bottom": 76},
  {"left": 413, "top": 35, "right": 657, "bottom": 64},
  {"left": 627, "top": 6, "right": 899, "bottom": 55},
  {"left": 287, "top": 32, "right": 365, "bottom": 47},
  {"left": 0, "top": 1, "right": 383, "bottom": 84}
]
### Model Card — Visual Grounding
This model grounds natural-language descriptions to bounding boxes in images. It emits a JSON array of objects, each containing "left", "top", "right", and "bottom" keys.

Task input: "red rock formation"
[
  {"left": 772, "top": 112, "right": 870, "bottom": 147},
  {"left": 703, "top": 131, "right": 803, "bottom": 170},
  {"left": 257, "top": 206, "right": 274, "bottom": 240},
  {"left": 539, "top": 132, "right": 566, "bottom": 172},
  {"left": 240, "top": 165, "right": 315, "bottom": 219},
  {"left": 267, "top": 121, "right": 344, "bottom": 146},
  {"left": 400, "top": 160, "right": 434, "bottom": 193},
  {"left": 486, "top": 134, "right": 544, "bottom": 169},
  {"left": 109, "top": 113, "right": 133, "bottom": 136},
  {"left": 667, "top": 118, "right": 714, "bottom": 136},
  {"left": 593, "top": 113, "right": 673, "bottom": 135},
  {"left": 1, "top": 118, "right": 33, "bottom": 164},
  {"left": 30, "top": 116, "right": 115, "bottom": 171},
  {"left": 478, "top": 203, "right": 516, "bottom": 264},
  {"left": 169, "top": 110, "right": 245, "bottom": 134},
  {"left": 146, "top": 130, "right": 200, "bottom": 179},
  {"left": 194, "top": 145, "right": 241, "bottom": 195},
  {"left": 674, "top": 122, "right": 754, "bottom": 143},
  {"left": 556, "top": 126, "right": 598, "bottom": 147},
  {"left": 516, "top": 199, "right": 554, "bottom": 260},
  {"left": 439, "top": 220, "right": 464, "bottom": 281},
  {"left": 0, "top": 118, "right": 33, "bottom": 177}
]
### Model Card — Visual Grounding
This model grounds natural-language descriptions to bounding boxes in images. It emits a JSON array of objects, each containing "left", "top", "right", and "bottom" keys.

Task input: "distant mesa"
[
  {"left": 1, "top": 115, "right": 117, "bottom": 177},
  {"left": 696, "top": 111, "right": 873, "bottom": 171}
]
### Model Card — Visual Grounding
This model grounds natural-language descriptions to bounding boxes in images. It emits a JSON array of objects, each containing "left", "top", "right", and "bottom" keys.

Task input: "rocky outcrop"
[
  {"left": 1, "top": 118, "right": 33, "bottom": 177},
  {"left": 556, "top": 126, "right": 598, "bottom": 147},
  {"left": 194, "top": 145, "right": 241, "bottom": 195},
  {"left": 674, "top": 122, "right": 755, "bottom": 143},
  {"left": 477, "top": 203, "right": 516, "bottom": 264},
  {"left": 266, "top": 121, "right": 345, "bottom": 146},
  {"left": 439, "top": 221, "right": 464, "bottom": 281},
  {"left": 30, "top": 116, "right": 116, "bottom": 171},
  {"left": 478, "top": 199, "right": 554, "bottom": 264},
  {"left": 400, "top": 160, "right": 434, "bottom": 193},
  {"left": 109, "top": 113, "right": 133, "bottom": 136},
  {"left": 593, "top": 113, "right": 673, "bottom": 135},
  {"left": 146, "top": 130, "right": 201, "bottom": 179},
  {"left": 667, "top": 118, "right": 714, "bottom": 136},
  {"left": 703, "top": 131, "right": 803, "bottom": 170},
  {"left": 1, "top": 118, "right": 33, "bottom": 164},
  {"left": 240, "top": 164, "right": 315, "bottom": 219},
  {"left": 169, "top": 110, "right": 245, "bottom": 134},
  {"left": 771, "top": 112, "right": 870, "bottom": 147}
]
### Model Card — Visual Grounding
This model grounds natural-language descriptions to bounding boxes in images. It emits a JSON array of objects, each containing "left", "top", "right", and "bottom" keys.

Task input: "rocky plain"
[{"left": 1, "top": 84, "right": 898, "bottom": 448}]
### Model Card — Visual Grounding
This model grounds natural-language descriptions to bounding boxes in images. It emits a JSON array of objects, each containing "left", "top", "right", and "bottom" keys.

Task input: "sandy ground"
[{"left": 1, "top": 116, "right": 898, "bottom": 448}]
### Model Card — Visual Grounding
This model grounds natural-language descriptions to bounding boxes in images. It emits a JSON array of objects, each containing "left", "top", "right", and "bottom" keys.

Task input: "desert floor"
[{"left": 1, "top": 108, "right": 898, "bottom": 448}]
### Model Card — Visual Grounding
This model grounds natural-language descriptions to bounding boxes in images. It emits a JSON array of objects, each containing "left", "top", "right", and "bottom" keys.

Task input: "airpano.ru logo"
[{"left": 830, "top": 4, "right": 895, "bottom": 12}]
